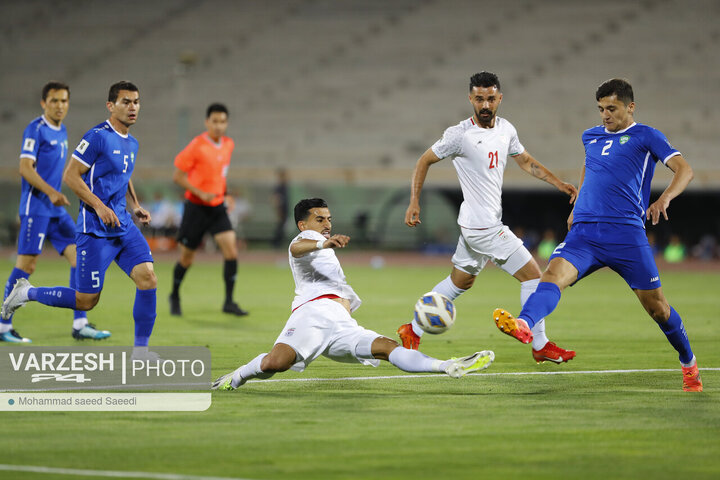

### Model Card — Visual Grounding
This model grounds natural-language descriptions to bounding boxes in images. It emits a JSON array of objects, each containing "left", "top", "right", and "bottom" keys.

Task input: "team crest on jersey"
[
  {"left": 285, "top": 328, "right": 295, "bottom": 337},
  {"left": 23, "top": 138, "right": 36, "bottom": 152},
  {"left": 619, "top": 135, "right": 630, "bottom": 145},
  {"left": 76, "top": 139, "right": 90, "bottom": 154}
]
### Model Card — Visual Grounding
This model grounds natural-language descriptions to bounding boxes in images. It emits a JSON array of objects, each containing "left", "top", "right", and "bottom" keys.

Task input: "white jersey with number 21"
[{"left": 431, "top": 116, "right": 524, "bottom": 229}]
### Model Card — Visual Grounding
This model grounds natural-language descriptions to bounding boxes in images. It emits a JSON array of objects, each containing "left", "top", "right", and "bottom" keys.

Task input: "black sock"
[
  {"left": 172, "top": 263, "right": 188, "bottom": 297},
  {"left": 223, "top": 259, "right": 237, "bottom": 304}
]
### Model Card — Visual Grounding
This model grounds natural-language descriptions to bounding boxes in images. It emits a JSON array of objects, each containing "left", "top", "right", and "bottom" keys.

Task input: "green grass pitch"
[{"left": 0, "top": 255, "right": 718, "bottom": 480}]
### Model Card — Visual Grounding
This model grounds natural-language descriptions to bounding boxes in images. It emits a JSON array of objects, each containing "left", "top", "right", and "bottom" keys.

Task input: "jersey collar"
[
  {"left": 105, "top": 120, "right": 129, "bottom": 138},
  {"left": 203, "top": 133, "right": 224, "bottom": 148},
  {"left": 604, "top": 122, "right": 636, "bottom": 135},
  {"left": 41, "top": 115, "right": 63, "bottom": 131}
]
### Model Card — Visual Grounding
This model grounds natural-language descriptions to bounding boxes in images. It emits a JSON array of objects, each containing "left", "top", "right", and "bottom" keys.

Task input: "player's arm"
[
  {"left": 646, "top": 154, "right": 693, "bottom": 225},
  {"left": 290, "top": 235, "right": 350, "bottom": 258},
  {"left": 172, "top": 167, "right": 216, "bottom": 204},
  {"left": 405, "top": 148, "right": 443, "bottom": 227},
  {"left": 513, "top": 151, "right": 577, "bottom": 204},
  {"left": 63, "top": 159, "right": 120, "bottom": 228},
  {"left": 126, "top": 179, "right": 151, "bottom": 225},
  {"left": 567, "top": 165, "right": 586, "bottom": 231},
  {"left": 18, "top": 157, "right": 70, "bottom": 206}
]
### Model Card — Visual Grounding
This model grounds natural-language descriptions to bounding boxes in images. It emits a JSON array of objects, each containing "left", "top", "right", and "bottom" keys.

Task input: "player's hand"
[
  {"left": 567, "top": 210, "right": 574, "bottom": 231},
  {"left": 97, "top": 204, "right": 121, "bottom": 228},
  {"left": 323, "top": 234, "right": 350, "bottom": 249},
  {"left": 197, "top": 191, "right": 217, "bottom": 203},
  {"left": 405, "top": 203, "right": 421, "bottom": 227},
  {"left": 49, "top": 190, "right": 70, "bottom": 206},
  {"left": 134, "top": 207, "right": 152, "bottom": 225},
  {"left": 647, "top": 196, "right": 670, "bottom": 225},
  {"left": 558, "top": 182, "right": 578, "bottom": 204}
]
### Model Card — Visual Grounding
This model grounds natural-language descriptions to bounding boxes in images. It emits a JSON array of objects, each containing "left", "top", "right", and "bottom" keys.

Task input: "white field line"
[
  {"left": 2, "top": 368, "right": 717, "bottom": 392},
  {"left": 0, "top": 464, "right": 255, "bottom": 480}
]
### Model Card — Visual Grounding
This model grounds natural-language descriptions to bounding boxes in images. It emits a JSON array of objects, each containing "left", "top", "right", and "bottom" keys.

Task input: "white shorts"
[
  {"left": 451, "top": 224, "right": 531, "bottom": 276},
  {"left": 274, "top": 299, "right": 381, "bottom": 372}
]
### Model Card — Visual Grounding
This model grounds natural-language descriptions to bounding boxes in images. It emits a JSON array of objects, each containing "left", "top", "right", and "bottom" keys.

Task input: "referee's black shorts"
[{"left": 177, "top": 200, "right": 233, "bottom": 250}]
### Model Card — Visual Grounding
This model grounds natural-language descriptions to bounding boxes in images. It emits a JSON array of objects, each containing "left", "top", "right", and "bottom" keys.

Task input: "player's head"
[
  {"left": 40, "top": 81, "right": 70, "bottom": 126},
  {"left": 107, "top": 81, "right": 140, "bottom": 128},
  {"left": 205, "top": 103, "right": 229, "bottom": 141},
  {"left": 468, "top": 72, "right": 502, "bottom": 127},
  {"left": 294, "top": 198, "right": 331, "bottom": 237},
  {"left": 595, "top": 78, "right": 635, "bottom": 132}
]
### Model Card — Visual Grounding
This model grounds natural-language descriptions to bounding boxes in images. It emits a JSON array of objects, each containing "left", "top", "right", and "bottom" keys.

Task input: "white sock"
[
  {"left": 388, "top": 347, "right": 448, "bottom": 373},
  {"left": 411, "top": 275, "right": 468, "bottom": 337},
  {"left": 232, "top": 353, "right": 272, "bottom": 387},
  {"left": 73, "top": 317, "right": 88, "bottom": 330},
  {"left": 521, "top": 279, "right": 549, "bottom": 350},
  {"left": 681, "top": 355, "right": 696, "bottom": 368},
  {"left": 0, "top": 323, "right": 11, "bottom": 333}
]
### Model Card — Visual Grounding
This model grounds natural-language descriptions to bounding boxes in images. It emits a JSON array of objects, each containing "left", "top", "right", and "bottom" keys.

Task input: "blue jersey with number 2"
[
  {"left": 71, "top": 121, "right": 139, "bottom": 237},
  {"left": 573, "top": 122, "right": 680, "bottom": 228}
]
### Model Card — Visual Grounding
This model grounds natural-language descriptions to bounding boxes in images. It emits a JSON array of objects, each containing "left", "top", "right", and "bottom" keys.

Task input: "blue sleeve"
[
  {"left": 20, "top": 122, "right": 40, "bottom": 160},
  {"left": 646, "top": 127, "right": 680, "bottom": 165},
  {"left": 72, "top": 130, "right": 101, "bottom": 168}
]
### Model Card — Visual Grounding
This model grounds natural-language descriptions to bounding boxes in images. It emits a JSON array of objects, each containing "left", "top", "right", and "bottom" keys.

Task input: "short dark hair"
[
  {"left": 206, "top": 103, "right": 229, "bottom": 118},
  {"left": 294, "top": 198, "right": 328, "bottom": 224},
  {"left": 596, "top": 78, "right": 634, "bottom": 105},
  {"left": 108, "top": 81, "right": 139, "bottom": 103},
  {"left": 42, "top": 81, "right": 69, "bottom": 100},
  {"left": 469, "top": 71, "right": 501, "bottom": 92}
]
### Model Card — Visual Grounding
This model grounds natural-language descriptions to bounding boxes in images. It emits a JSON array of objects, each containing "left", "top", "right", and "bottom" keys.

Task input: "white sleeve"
[
  {"left": 431, "top": 125, "right": 463, "bottom": 159},
  {"left": 508, "top": 124, "right": 525, "bottom": 157},
  {"left": 296, "top": 230, "right": 325, "bottom": 242}
]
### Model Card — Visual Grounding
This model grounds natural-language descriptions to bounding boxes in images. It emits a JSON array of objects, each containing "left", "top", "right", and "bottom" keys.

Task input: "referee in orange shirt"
[{"left": 169, "top": 103, "right": 248, "bottom": 317}]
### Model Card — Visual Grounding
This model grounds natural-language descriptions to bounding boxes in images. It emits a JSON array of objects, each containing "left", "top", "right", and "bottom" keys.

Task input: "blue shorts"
[
  {"left": 75, "top": 225, "right": 153, "bottom": 293},
  {"left": 550, "top": 222, "right": 661, "bottom": 290},
  {"left": 17, "top": 213, "right": 76, "bottom": 256}
]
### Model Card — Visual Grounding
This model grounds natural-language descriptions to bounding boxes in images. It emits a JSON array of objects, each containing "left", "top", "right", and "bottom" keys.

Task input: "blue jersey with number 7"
[
  {"left": 71, "top": 121, "right": 139, "bottom": 237},
  {"left": 573, "top": 122, "right": 680, "bottom": 229}
]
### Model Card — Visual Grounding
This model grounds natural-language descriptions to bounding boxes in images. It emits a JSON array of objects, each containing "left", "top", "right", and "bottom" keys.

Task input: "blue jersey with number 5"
[
  {"left": 71, "top": 121, "right": 139, "bottom": 237},
  {"left": 573, "top": 122, "right": 680, "bottom": 228}
]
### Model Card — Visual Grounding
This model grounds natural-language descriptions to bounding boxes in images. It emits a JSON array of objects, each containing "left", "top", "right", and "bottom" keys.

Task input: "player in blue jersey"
[
  {"left": 493, "top": 78, "right": 702, "bottom": 392},
  {"left": 1, "top": 82, "right": 110, "bottom": 343},
  {"left": 2, "top": 81, "right": 157, "bottom": 355}
]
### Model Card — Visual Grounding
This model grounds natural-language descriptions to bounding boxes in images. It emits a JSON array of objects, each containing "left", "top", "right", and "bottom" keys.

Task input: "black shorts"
[{"left": 177, "top": 200, "right": 233, "bottom": 250}]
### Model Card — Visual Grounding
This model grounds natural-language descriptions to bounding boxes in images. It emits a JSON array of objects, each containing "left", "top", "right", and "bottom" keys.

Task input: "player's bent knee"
[
  {"left": 76, "top": 293, "right": 100, "bottom": 311},
  {"left": 132, "top": 264, "right": 157, "bottom": 290}
]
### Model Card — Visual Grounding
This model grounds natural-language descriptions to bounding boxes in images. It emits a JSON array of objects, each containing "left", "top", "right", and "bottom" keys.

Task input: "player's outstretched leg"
[
  {"left": 493, "top": 308, "right": 533, "bottom": 344},
  {"left": 385, "top": 345, "right": 494, "bottom": 378},
  {"left": 520, "top": 279, "right": 575, "bottom": 364},
  {"left": 212, "top": 353, "right": 274, "bottom": 391}
]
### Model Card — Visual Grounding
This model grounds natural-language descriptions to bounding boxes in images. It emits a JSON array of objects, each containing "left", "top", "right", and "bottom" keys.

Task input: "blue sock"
[
  {"left": 28, "top": 286, "right": 77, "bottom": 309},
  {"left": 518, "top": 282, "right": 562, "bottom": 329},
  {"left": 133, "top": 288, "right": 157, "bottom": 347},
  {"left": 3, "top": 267, "right": 29, "bottom": 325},
  {"left": 69, "top": 267, "right": 85, "bottom": 320},
  {"left": 658, "top": 307, "right": 694, "bottom": 364}
]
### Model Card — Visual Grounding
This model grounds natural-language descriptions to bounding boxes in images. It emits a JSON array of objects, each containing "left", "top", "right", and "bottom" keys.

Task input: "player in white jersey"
[
  {"left": 212, "top": 198, "right": 494, "bottom": 390},
  {"left": 397, "top": 72, "right": 578, "bottom": 364}
]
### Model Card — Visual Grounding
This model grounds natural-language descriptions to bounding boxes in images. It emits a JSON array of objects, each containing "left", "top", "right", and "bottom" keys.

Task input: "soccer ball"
[{"left": 413, "top": 291, "right": 456, "bottom": 334}]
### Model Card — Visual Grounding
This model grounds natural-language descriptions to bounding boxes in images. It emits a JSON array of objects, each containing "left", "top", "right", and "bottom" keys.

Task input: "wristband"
[{"left": 316, "top": 240, "right": 325, "bottom": 250}]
